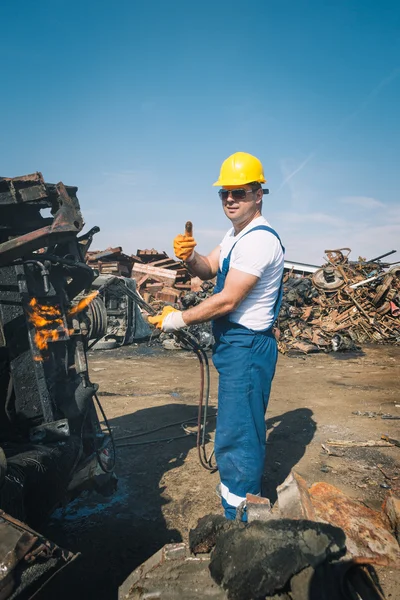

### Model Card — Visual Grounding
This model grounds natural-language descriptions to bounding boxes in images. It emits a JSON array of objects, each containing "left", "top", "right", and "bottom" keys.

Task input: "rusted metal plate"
[
  {"left": 0, "top": 521, "right": 36, "bottom": 578},
  {"left": 309, "top": 482, "right": 400, "bottom": 566},
  {"left": 312, "top": 266, "right": 346, "bottom": 291},
  {"left": 119, "top": 543, "right": 227, "bottom": 600},
  {"left": 383, "top": 492, "right": 400, "bottom": 543},
  {"left": 0, "top": 510, "right": 78, "bottom": 599},
  {"left": 0, "top": 181, "right": 84, "bottom": 266},
  {"left": 277, "top": 471, "right": 316, "bottom": 521},
  {"left": 0, "top": 172, "right": 47, "bottom": 206}
]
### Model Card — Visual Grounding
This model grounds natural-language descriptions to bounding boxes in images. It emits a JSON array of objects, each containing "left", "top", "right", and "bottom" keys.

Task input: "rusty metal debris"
[
  {"left": 278, "top": 247, "right": 400, "bottom": 354},
  {"left": 275, "top": 473, "right": 400, "bottom": 567},
  {"left": 309, "top": 481, "right": 400, "bottom": 567},
  {"left": 0, "top": 174, "right": 84, "bottom": 266},
  {"left": 121, "top": 472, "right": 399, "bottom": 599},
  {"left": 86, "top": 245, "right": 216, "bottom": 349},
  {"left": 86, "top": 244, "right": 400, "bottom": 353},
  {"left": 0, "top": 509, "right": 78, "bottom": 599},
  {"left": 87, "top": 246, "right": 193, "bottom": 304},
  {"left": 208, "top": 519, "right": 346, "bottom": 600}
]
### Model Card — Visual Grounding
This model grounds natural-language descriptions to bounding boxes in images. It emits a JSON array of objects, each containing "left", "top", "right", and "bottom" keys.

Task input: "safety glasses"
[{"left": 218, "top": 188, "right": 254, "bottom": 202}]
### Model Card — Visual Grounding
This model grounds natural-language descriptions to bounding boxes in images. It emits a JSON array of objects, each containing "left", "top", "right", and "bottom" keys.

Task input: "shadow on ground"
[
  {"left": 39, "top": 405, "right": 315, "bottom": 598},
  {"left": 41, "top": 402, "right": 213, "bottom": 600},
  {"left": 262, "top": 408, "right": 317, "bottom": 502}
]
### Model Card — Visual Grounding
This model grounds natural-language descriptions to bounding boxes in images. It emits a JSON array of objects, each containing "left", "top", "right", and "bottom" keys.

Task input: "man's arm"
[
  {"left": 185, "top": 245, "right": 221, "bottom": 281},
  {"left": 182, "top": 267, "right": 258, "bottom": 325}
]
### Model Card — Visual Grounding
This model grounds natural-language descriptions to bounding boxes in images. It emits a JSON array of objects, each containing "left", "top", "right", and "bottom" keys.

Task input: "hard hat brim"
[{"left": 212, "top": 177, "right": 266, "bottom": 187}]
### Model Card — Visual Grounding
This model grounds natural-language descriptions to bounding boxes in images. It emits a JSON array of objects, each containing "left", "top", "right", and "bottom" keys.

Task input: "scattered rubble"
[
  {"left": 86, "top": 246, "right": 193, "bottom": 303},
  {"left": 86, "top": 245, "right": 399, "bottom": 354},
  {"left": 120, "top": 471, "right": 399, "bottom": 599},
  {"left": 86, "top": 246, "right": 135, "bottom": 277},
  {"left": 278, "top": 248, "right": 400, "bottom": 355}
]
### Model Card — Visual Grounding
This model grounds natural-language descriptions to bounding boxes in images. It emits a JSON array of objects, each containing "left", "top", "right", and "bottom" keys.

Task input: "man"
[{"left": 149, "top": 152, "right": 284, "bottom": 520}]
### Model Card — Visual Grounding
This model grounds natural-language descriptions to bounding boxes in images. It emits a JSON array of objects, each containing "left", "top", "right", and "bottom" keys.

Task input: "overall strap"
[
  {"left": 225, "top": 225, "right": 285, "bottom": 325},
  {"left": 225, "top": 225, "right": 285, "bottom": 264},
  {"left": 214, "top": 225, "right": 285, "bottom": 327}
]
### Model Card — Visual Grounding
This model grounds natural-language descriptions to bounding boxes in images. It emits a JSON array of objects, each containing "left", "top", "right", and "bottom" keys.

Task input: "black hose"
[
  {"left": 93, "top": 392, "right": 116, "bottom": 473},
  {"left": 92, "top": 278, "right": 216, "bottom": 471},
  {"left": 114, "top": 416, "right": 213, "bottom": 442},
  {"left": 116, "top": 434, "right": 192, "bottom": 448},
  {"left": 176, "top": 330, "right": 216, "bottom": 471}
]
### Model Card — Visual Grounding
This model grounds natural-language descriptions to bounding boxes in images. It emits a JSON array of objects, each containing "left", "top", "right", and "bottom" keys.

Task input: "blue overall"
[{"left": 212, "top": 225, "right": 284, "bottom": 520}]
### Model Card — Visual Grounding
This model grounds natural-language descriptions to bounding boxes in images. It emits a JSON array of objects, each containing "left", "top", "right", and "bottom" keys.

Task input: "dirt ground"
[{"left": 41, "top": 343, "right": 400, "bottom": 600}]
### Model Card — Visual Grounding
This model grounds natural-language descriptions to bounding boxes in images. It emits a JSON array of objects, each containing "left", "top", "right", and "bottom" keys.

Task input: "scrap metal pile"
[
  {"left": 278, "top": 248, "right": 400, "bottom": 355},
  {"left": 86, "top": 246, "right": 216, "bottom": 349},
  {"left": 87, "top": 246, "right": 192, "bottom": 305},
  {"left": 86, "top": 245, "right": 400, "bottom": 354}
]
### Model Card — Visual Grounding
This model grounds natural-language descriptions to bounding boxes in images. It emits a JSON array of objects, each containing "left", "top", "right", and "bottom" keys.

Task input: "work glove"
[
  {"left": 173, "top": 234, "right": 197, "bottom": 262},
  {"left": 148, "top": 305, "right": 186, "bottom": 333}
]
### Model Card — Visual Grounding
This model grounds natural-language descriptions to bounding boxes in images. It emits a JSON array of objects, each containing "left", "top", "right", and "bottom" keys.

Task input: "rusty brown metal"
[
  {"left": 0, "top": 509, "right": 78, "bottom": 599},
  {"left": 313, "top": 266, "right": 346, "bottom": 291},
  {"left": 383, "top": 493, "right": 400, "bottom": 543},
  {"left": 325, "top": 248, "right": 352, "bottom": 264},
  {"left": 277, "top": 471, "right": 317, "bottom": 520},
  {"left": 309, "top": 482, "right": 400, "bottom": 566},
  {"left": 0, "top": 178, "right": 84, "bottom": 266},
  {"left": 373, "top": 276, "right": 394, "bottom": 305},
  {"left": 0, "top": 172, "right": 47, "bottom": 206},
  {"left": 279, "top": 247, "right": 400, "bottom": 354}
]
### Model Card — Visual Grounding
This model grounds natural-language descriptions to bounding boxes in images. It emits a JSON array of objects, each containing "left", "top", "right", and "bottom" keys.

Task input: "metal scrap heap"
[
  {"left": 278, "top": 248, "right": 400, "bottom": 355},
  {"left": 86, "top": 246, "right": 192, "bottom": 305}
]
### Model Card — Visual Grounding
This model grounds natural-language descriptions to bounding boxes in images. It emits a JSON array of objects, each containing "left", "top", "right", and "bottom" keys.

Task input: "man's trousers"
[{"left": 212, "top": 319, "right": 278, "bottom": 520}]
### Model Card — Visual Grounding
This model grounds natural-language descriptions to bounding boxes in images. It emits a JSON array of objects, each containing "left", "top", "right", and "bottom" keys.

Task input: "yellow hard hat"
[{"left": 213, "top": 152, "right": 266, "bottom": 187}]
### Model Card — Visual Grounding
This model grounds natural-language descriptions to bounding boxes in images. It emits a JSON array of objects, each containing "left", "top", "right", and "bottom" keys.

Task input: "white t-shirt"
[{"left": 219, "top": 216, "right": 284, "bottom": 331}]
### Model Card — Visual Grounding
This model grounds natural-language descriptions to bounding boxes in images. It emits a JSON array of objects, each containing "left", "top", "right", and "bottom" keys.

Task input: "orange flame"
[
  {"left": 27, "top": 298, "right": 68, "bottom": 357},
  {"left": 27, "top": 291, "right": 99, "bottom": 360},
  {"left": 68, "top": 290, "right": 99, "bottom": 316}
]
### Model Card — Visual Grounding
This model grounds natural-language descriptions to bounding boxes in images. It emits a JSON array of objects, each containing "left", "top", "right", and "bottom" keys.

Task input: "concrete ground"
[{"left": 42, "top": 343, "right": 400, "bottom": 599}]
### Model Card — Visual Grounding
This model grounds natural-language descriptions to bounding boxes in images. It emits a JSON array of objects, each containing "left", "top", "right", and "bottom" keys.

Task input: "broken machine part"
[{"left": 0, "top": 172, "right": 116, "bottom": 597}]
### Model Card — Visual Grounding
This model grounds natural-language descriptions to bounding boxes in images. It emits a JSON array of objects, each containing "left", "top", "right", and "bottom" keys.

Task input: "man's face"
[{"left": 220, "top": 184, "right": 262, "bottom": 225}]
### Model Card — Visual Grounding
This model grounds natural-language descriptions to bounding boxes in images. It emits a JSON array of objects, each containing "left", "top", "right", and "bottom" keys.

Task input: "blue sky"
[{"left": 1, "top": 0, "right": 399, "bottom": 264}]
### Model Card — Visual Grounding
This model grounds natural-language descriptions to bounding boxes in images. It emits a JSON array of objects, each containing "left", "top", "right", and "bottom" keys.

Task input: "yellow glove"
[
  {"left": 148, "top": 306, "right": 177, "bottom": 329},
  {"left": 148, "top": 306, "right": 186, "bottom": 332},
  {"left": 173, "top": 234, "right": 197, "bottom": 262}
]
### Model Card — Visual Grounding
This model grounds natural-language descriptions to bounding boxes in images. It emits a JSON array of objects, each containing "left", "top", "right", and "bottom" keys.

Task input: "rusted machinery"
[
  {"left": 89, "top": 275, "right": 151, "bottom": 350},
  {"left": 0, "top": 173, "right": 114, "bottom": 597}
]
